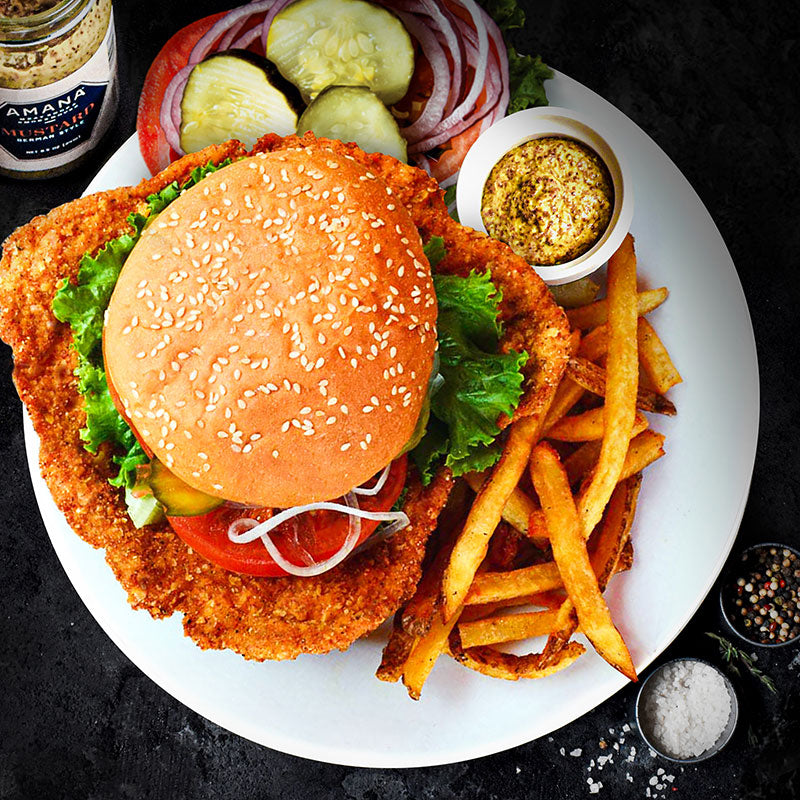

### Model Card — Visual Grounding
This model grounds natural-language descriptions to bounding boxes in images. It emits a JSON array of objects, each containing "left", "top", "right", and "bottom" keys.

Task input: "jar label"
[{"left": 0, "top": 13, "right": 117, "bottom": 173}]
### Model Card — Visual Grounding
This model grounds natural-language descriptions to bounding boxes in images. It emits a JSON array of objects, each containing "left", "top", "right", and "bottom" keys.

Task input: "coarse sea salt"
[{"left": 638, "top": 661, "right": 732, "bottom": 759}]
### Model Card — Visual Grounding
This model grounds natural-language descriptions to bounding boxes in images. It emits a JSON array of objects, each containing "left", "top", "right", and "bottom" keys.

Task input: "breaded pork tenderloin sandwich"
[{"left": 0, "top": 133, "right": 570, "bottom": 660}]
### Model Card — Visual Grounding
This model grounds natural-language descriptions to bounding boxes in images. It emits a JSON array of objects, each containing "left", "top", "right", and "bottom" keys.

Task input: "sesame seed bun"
[{"left": 103, "top": 146, "right": 437, "bottom": 508}]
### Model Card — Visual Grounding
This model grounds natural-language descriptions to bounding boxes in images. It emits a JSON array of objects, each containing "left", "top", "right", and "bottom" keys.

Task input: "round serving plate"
[{"left": 22, "top": 70, "right": 759, "bottom": 768}]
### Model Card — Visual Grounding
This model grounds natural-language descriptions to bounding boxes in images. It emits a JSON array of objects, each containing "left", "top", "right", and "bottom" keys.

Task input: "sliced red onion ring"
[
  {"left": 403, "top": 0, "right": 463, "bottom": 131},
  {"left": 479, "top": 5, "right": 510, "bottom": 118},
  {"left": 218, "top": 17, "right": 249, "bottom": 50},
  {"left": 411, "top": 0, "right": 489, "bottom": 151},
  {"left": 230, "top": 26, "right": 262, "bottom": 49},
  {"left": 393, "top": 12, "right": 450, "bottom": 144},
  {"left": 190, "top": 0, "right": 275, "bottom": 66},
  {"left": 435, "top": 2, "right": 466, "bottom": 117},
  {"left": 352, "top": 463, "right": 392, "bottom": 497},
  {"left": 227, "top": 494, "right": 410, "bottom": 577},
  {"left": 160, "top": 64, "right": 192, "bottom": 154}
]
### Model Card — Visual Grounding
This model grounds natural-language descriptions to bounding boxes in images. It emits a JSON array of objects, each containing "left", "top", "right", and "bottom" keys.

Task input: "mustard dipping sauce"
[{"left": 480, "top": 136, "right": 614, "bottom": 266}]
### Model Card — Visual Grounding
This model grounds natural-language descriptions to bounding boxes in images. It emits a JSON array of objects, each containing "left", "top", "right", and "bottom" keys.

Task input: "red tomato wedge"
[
  {"left": 137, "top": 13, "right": 226, "bottom": 175},
  {"left": 167, "top": 456, "right": 408, "bottom": 577}
]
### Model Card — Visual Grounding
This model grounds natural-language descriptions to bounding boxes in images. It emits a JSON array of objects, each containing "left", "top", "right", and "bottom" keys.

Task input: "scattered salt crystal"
[
  {"left": 657, "top": 768, "right": 665, "bottom": 776},
  {"left": 570, "top": 748, "right": 582, "bottom": 757},
  {"left": 649, "top": 748, "right": 657, "bottom": 758},
  {"left": 515, "top": 767, "right": 521, "bottom": 775},
  {"left": 559, "top": 747, "right": 565, "bottom": 756},
  {"left": 639, "top": 661, "right": 732, "bottom": 759},
  {"left": 626, "top": 773, "right": 633, "bottom": 782},
  {"left": 622, "top": 724, "right": 631, "bottom": 733},
  {"left": 649, "top": 776, "right": 658, "bottom": 786},
  {"left": 589, "top": 785, "right": 600, "bottom": 794},
  {"left": 614, "top": 742, "right": 620, "bottom": 751}
]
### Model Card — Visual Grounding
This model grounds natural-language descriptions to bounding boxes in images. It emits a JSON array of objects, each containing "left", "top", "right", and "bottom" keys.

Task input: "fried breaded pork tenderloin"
[{"left": 0, "top": 134, "right": 569, "bottom": 660}]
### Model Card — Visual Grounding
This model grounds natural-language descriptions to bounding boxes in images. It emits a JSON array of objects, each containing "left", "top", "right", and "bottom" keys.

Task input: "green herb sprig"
[{"left": 705, "top": 632, "right": 777, "bottom": 694}]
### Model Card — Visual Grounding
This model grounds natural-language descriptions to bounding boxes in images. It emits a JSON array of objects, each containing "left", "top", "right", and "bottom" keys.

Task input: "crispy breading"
[{"left": 0, "top": 134, "right": 569, "bottom": 661}]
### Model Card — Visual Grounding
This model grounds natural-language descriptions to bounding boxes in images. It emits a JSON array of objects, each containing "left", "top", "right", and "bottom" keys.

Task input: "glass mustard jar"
[{"left": 0, "top": 0, "right": 117, "bottom": 178}]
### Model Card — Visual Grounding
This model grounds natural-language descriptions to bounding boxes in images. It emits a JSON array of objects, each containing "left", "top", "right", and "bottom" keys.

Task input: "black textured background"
[{"left": 1, "top": 1, "right": 799, "bottom": 798}]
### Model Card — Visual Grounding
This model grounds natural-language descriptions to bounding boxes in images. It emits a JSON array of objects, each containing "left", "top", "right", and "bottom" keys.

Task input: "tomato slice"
[
  {"left": 167, "top": 455, "right": 408, "bottom": 577},
  {"left": 137, "top": 13, "right": 227, "bottom": 175}
]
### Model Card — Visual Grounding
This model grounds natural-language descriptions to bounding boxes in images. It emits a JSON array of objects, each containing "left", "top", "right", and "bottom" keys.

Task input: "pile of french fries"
[{"left": 377, "top": 235, "right": 683, "bottom": 699}]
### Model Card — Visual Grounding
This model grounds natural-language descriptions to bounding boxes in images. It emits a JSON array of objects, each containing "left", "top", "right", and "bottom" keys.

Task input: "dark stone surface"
[{"left": 1, "top": 1, "right": 798, "bottom": 798}]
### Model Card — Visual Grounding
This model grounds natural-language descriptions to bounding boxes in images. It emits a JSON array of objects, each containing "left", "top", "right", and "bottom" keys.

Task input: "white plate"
[{"left": 22, "top": 71, "right": 758, "bottom": 768}]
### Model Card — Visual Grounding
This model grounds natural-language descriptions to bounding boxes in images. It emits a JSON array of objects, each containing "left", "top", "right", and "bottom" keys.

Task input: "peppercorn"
[{"left": 722, "top": 545, "right": 800, "bottom": 646}]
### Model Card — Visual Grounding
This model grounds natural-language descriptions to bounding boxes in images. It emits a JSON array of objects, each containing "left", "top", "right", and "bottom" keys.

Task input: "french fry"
[
  {"left": 547, "top": 407, "right": 649, "bottom": 442},
  {"left": 486, "top": 521, "right": 535, "bottom": 570},
  {"left": 576, "top": 235, "right": 640, "bottom": 541},
  {"left": 589, "top": 474, "right": 642, "bottom": 588},
  {"left": 464, "top": 472, "right": 542, "bottom": 542},
  {"left": 543, "top": 477, "right": 642, "bottom": 654},
  {"left": 449, "top": 629, "right": 585, "bottom": 680},
  {"left": 459, "top": 594, "right": 559, "bottom": 625},
  {"left": 637, "top": 317, "right": 683, "bottom": 394},
  {"left": 400, "top": 528, "right": 460, "bottom": 638},
  {"left": 459, "top": 608, "right": 565, "bottom": 648},
  {"left": 530, "top": 442, "right": 636, "bottom": 680},
  {"left": 460, "top": 590, "right": 567, "bottom": 623},
  {"left": 576, "top": 323, "right": 609, "bottom": 362},
  {"left": 563, "top": 440, "right": 602, "bottom": 485},
  {"left": 566, "top": 286, "right": 668, "bottom": 330},
  {"left": 465, "top": 560, "right": 563, "bottom": 605},
  {"left": 441, "top": 411, "right": 554, "bottom": 620},
  {"left": 565, "top": 429, "right": 666, "bottom": 486},
  {"left": 619, "top": 430, "right": 666, "bottom": 480},
  {"left": 376, "top": 614, "right": 418, "bottom": 683},
  {"left": 401, "top": 603, "right": 462, "bottom": 700},
  {"left": 528, "top": 507, "right": 549, "bottom": 541},
  {"left": 566, "top": 357, "right": 677, "bottom": 416},
  {"left": 541, "top": 330, "right": 584, "bottom": 434},
  {"left": 542, "top": 378, "right": 586, "bottom": 433}
]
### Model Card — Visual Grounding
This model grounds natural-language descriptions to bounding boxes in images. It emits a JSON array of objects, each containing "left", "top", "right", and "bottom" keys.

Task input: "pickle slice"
[
  {"left": 180, "top": 50, "right": 303, "bottom": 153},
  {"left": 297, "top": 86, "right": 407, "bottom": 162},
  {"left": 147, "top": 459, "right": 225, "bottom": 517},
  {"left": 267, "top": 0, "right": 414, "bottom": 105}
]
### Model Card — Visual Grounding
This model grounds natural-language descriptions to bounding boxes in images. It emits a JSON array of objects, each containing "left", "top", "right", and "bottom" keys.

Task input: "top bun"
[{"left": 104, "top": 144, "right": 437, "bottom": 507}]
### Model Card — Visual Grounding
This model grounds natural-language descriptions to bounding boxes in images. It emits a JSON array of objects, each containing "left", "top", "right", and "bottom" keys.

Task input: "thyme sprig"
[{"left": 705, "top": 632, "right": 777, "bottom": 694}]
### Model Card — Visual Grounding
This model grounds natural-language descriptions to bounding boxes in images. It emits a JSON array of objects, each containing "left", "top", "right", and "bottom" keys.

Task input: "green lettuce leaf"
[
  {"left": 423, "top": 235, "right": 447, "bottom": 269},
  {"left": 507, "top": 51, "right": 553, "bottom": 114},
  {"left": 52, "top": 159, "right": 229, "bottom": 492},
  {"left": 412, "top": 418, "right": 449, "bottom": 485},
  {"left": 412, "top": 263, "right": 528, "bottom": 482},
  {"left": 481, "top": 0, "right": 525, "bottom": 31},
  {"left": 481, "top": 0, "right": 552, "bottom": 113}
]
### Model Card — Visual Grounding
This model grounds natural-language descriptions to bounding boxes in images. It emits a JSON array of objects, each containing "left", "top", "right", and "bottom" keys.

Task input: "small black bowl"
[
  {"left": 634, "top": 657, "right": 738, "bottom": 763},
  {"left": 719, "top": 541, "right": 800, "bottom": 648}
]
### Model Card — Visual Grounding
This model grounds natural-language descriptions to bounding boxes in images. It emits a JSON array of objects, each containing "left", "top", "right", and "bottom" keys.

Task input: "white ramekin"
[{"left": 456, "top": 106, "right": 634, "bottom": 286}]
